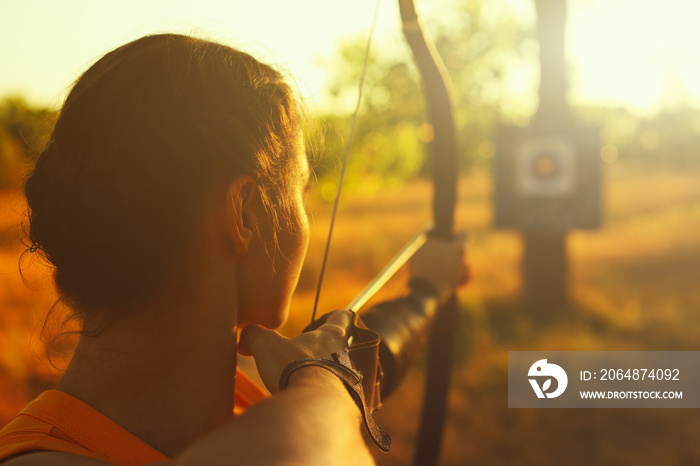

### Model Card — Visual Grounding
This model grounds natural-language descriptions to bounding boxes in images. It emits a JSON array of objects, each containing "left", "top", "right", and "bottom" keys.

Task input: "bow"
[
  {"left": 397, "top": 2, "right": 460, "bottom": 465},
  {"left": 311, "top": 1, "right": 460, "bottom": 463}
]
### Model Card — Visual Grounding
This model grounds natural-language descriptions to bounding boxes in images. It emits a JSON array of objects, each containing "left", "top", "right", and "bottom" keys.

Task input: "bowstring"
[{"left": 311, "top": 0, "right": 382, "bottom": 322}]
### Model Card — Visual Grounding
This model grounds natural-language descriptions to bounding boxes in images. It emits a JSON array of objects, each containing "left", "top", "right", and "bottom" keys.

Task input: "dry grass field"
[{"left": 1, "top": 159, "right": 700, "bottom": 464}]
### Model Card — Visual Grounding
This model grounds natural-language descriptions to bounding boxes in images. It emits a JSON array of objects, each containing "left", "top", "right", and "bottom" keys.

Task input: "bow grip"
[{"left": 359, "top": 278, "right": 439, "bottom": 398}]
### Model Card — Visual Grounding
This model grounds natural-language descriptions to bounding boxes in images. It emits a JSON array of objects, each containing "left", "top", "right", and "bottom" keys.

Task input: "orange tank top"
[{"left": 0, "top": 369, "right": 269, "bottom": 465}]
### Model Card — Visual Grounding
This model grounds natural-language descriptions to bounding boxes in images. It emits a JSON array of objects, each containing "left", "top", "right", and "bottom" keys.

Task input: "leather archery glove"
[{"left": 291, "top": 310, "right": 391, "bottom": 452}]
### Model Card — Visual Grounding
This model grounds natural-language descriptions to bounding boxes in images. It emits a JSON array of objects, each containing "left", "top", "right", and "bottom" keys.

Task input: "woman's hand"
[
  {"left": 409, "top": 232, "right": 469, "bottom": 304},
  {"left": 237, "top": 310, "right": 354, "bottom": 393}
]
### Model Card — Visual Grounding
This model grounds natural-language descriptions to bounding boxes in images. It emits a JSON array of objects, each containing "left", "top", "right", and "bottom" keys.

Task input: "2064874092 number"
[{"left": 600, "top": 369, "right": 680, "bottom": 381}]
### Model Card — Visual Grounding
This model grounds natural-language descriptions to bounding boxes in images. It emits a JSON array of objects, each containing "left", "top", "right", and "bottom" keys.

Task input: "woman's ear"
[{"left": 225, "top": 176, "right": 257, "bottom": 255}]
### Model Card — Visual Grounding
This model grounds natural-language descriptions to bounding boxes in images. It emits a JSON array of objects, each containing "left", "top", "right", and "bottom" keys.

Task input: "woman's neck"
[{"left": 56, "top": 248, "right": 240, "bottom": 457}]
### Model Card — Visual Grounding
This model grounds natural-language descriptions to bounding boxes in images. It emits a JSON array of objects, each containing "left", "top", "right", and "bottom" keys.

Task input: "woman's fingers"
[
  {"left": 238, "top": 325, "right": 300, "bottom": 392},
  {"left": 409, "top": 231, "right": 470, "bottom": 303},
  {"left": 459, "top": 262, "right": 471, "bottom": 286},
  {"left": 320, "top": 309, "right": 354, "bottom": 340},
  {"left": 238, "top": 324, "right": 280, "bottom": 357}
]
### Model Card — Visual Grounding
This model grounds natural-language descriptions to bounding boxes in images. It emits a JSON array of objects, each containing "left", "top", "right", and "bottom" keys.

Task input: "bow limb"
[
  {"left": 398, "top": 2, "right": 460, "bottom": 466},
  {"left": 398, "top": 0, "right": 458, "bottom": 238}
]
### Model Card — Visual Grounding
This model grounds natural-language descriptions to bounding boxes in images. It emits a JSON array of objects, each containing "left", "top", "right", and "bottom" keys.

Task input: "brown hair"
[{"left": 24, "top": 34, "right": 300, "bottom": 318}]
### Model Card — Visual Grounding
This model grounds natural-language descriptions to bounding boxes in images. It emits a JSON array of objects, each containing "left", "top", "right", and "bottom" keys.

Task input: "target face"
[
  {"left": 531, "top": 152, "right": 559, "bottom": 179},
  {"left": 516, "top": 138, "right": 575, "bottom": 197}
]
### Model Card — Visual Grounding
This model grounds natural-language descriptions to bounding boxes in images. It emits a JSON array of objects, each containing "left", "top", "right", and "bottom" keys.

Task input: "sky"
[
  {"left": 568, "top": 0, "right": 700, "bottom": 111},
  {"left": 1, "top": 0, "right": 700, "bottom": 114}
]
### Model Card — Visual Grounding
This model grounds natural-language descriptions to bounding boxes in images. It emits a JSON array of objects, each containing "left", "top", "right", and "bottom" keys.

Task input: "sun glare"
[
  {"left": 1, "top": 0, "right": 699, "bottom": 114},
  {"left": 568, "top": 0, "right": 700, "bottom": 112}
]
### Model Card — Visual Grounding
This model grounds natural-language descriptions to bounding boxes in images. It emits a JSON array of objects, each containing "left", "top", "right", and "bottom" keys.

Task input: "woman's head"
[{"left": 24, "top": 34, "right": 309, "bottom": 325}]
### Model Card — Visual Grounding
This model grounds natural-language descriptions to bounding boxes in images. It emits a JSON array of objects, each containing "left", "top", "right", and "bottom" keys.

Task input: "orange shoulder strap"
[
  {"left": 234, "top": 368, "right": 270, "bottom": 415},
  {"left": 0, "top": 368, "right": 269, "bottom": 465},
  {"left": 0, "top": 390, "right": 167, "bottom": 465}
]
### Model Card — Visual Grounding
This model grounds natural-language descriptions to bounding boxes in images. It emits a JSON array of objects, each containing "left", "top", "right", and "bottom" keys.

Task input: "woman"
[{"left": 0, "top": 34, "right": 466, "bottom": 465}]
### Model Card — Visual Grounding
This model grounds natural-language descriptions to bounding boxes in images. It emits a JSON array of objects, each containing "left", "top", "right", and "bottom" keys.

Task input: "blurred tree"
[
  {"left": 309, "top": 0, "right": 537, "bottom": 192},
  {"left": 0, "top": 97, "right": 55, "bottom": 189},
  {"left": 577, "top": 104, "right": 700, "bottom": 168}
]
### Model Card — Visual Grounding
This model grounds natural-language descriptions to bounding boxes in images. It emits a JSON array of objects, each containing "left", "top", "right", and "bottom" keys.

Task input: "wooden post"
[
  {"left": 524, "top": 0, "right": 570, "bottom": 321},
  {"left": 534, "top": 0, "right": 570, "bottom": 125},
  {"left": 523, "top": 232, "right": 568, "bottom": 322}
]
